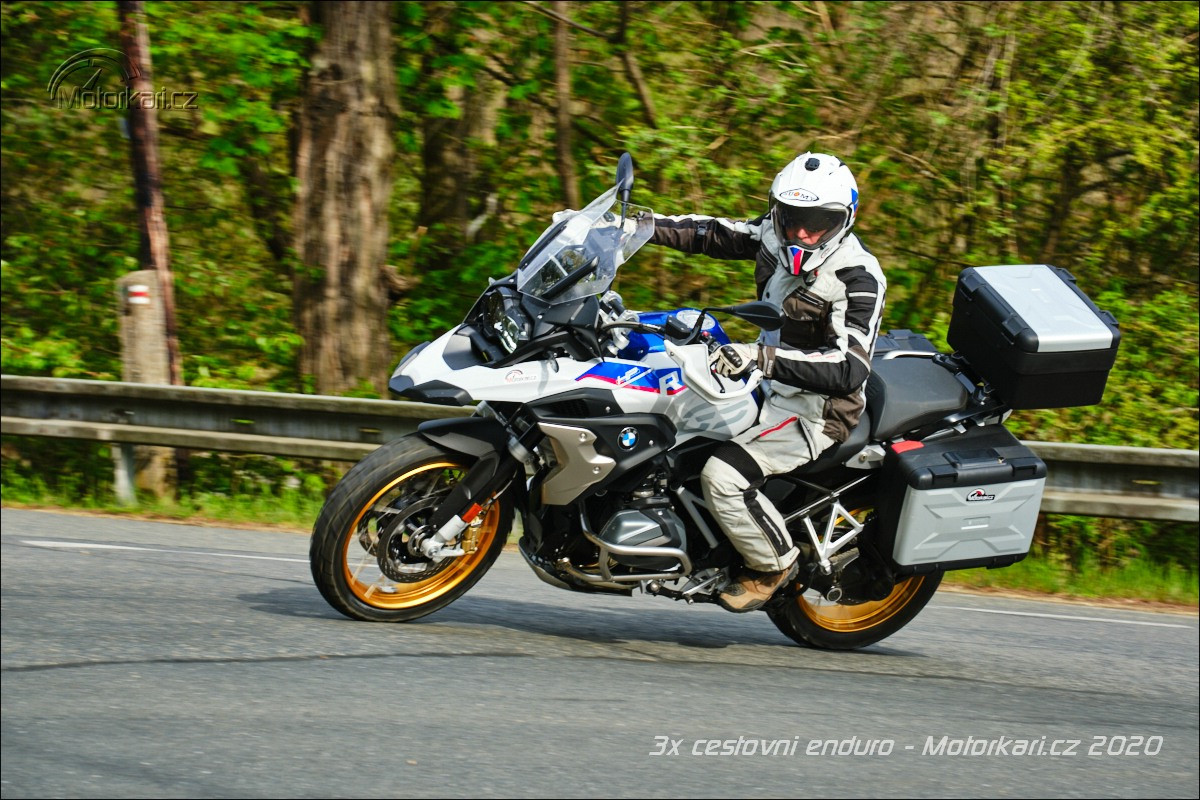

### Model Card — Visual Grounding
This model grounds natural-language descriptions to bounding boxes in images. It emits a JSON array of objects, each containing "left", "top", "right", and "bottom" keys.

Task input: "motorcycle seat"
[
  {"left": 866, "top": 355, "right": 969, "bottom": 440},
  {"left": 769, "top": 356, "right": 970, "bottom": 478}
]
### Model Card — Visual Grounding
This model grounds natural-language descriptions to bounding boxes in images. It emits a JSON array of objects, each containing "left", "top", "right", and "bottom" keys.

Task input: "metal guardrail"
[
  {"left": 1028, "top": 442, "right": 1197, "bottom": 522},
  {"left": 2, "top": 375, "right": 1197, "bottom": 522},
  {"left": 1, "top": 374, "right": 470, "bottom": 461}
]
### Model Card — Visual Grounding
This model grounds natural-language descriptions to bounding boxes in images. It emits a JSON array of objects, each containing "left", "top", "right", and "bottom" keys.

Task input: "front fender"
[{"left": 417, "top": 416, "right": 509, "bottom": 459}]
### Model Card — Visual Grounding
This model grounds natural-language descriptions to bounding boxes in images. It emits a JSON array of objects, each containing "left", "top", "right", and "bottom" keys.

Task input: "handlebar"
[
  {"left": 663, "top": 341, "right": 761, "bottom": 402},
  {"left": 598, "top": 318, "right": 711, "bottom": 347}
]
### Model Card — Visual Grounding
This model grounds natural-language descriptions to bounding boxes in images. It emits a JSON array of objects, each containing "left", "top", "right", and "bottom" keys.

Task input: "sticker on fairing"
[
  {"left": 503, "top": 369, "right": 538, "bottom": 383},
  {"left": 577, "top": 363, "right": 687, "bottom": 394}
]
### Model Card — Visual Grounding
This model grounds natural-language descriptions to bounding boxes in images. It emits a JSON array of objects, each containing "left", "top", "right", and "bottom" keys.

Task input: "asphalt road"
[{"left": 2, "top": 507, "right": 1196, "bottom": 799}]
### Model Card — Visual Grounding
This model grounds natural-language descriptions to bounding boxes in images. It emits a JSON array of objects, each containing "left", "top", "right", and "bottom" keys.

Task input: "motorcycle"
[{"left": 309, "top": 153, "right": 1119, "bottom": 650}]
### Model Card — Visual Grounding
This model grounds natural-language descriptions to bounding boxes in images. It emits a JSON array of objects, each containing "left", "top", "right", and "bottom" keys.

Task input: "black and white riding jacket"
[{"left": 651, "top": 212, "right": 886, "bottom": 443}]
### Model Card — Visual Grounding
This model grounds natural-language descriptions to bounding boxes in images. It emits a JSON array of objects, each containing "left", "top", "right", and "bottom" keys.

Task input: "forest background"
[{"left": 2, "top": 1, "right": 1197, "bottom": 583}]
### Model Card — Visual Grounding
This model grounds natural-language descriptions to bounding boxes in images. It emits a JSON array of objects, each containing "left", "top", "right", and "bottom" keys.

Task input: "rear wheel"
[
  {"left": 768, "top": 501, "right": 942, "bottom": 650},
  {"left": 769, "top": 572, "right": 942, "bottom": 650},
  {"left": 309, "top": 435, "right": 513, "bottom": 622}
]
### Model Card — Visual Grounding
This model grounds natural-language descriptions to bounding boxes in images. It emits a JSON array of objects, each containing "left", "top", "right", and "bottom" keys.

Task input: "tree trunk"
[
  {"left": 117, "top": 0, "right": 181, "bottom": 388},
  {"left": 553, "top": 0, "right": 580, "bottom": 209},
  {"left": 116, "top": 1, "right": 179, "bottom": 499},
  {"left": 293, "top": 0, "right": 397, "bottom": 396}
]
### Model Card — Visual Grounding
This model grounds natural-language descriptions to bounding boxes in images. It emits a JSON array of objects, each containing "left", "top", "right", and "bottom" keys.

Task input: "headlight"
[
  {"left": 498, "top": 312, "right": 528, "bottom": 353},
  {"left": 486, "top": 290, "right": 529, "bottom": 354}
]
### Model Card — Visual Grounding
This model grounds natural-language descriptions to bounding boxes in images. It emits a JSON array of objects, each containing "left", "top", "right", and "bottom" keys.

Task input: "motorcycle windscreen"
[{"left": 517, "top": 187, "right": 653, "bottom": 305}]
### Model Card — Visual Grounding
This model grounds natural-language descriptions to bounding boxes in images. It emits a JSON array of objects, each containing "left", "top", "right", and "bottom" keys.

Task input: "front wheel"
[{"left": 309, "top": 435, "right": 513, "bottom": 622}]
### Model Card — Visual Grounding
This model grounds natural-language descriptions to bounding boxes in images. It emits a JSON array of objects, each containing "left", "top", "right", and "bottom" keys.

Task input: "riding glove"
[{"left": 710, "top": 343, "right": 760, "bottom": 378}]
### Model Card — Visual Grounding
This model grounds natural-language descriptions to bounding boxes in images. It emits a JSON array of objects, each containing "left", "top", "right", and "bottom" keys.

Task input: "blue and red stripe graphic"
[{"left": 576, "top": 362, "right": 687, "bottom": 394}]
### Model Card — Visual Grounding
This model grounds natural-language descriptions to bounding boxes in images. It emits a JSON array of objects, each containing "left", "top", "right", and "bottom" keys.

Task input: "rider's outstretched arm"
[{"left": 650, "top": 212, "right": 765, "bottom": 260}]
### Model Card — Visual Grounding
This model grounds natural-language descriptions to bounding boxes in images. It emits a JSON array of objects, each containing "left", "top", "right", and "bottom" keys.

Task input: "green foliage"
[
  {"left": 2, "top": 1, "right": 1195, "bottom": 403},
  {"left": 1, "top": 437, "right": 337, "bottom": 528},
  {"left": 1, "top": 437, "right": 119, "bottom": 501},
  {"left": 1, "top": 1, "right": 306, "bottom": 391},
  {"left": 1008, "top": 287, "right": 1199, "bottom": 448}
]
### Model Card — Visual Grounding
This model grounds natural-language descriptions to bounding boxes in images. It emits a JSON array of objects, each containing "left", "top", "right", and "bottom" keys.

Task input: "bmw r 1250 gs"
[{"left": 309, "top": 153, "right": 1120, "bottom": 650}]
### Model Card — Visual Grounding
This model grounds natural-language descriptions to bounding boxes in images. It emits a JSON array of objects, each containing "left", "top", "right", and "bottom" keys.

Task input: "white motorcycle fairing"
[{"left": 394, "top": 327, "right": 762, "bottom": 443}]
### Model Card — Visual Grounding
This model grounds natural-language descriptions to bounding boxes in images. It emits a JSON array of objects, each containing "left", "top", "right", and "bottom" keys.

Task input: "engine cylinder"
[{"left": 597, "top": 507, "right": 687, "bottom": 570}]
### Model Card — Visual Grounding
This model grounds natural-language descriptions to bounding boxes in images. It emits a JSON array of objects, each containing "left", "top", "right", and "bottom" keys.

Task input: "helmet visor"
[{"left": 774, "top": 202, "right": 848, "bottom": 251}]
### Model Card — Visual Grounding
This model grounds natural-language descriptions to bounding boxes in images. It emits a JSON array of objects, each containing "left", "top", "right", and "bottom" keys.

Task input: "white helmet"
[{"left": 768, "top": 152, "right": 859, "bottom": 275}]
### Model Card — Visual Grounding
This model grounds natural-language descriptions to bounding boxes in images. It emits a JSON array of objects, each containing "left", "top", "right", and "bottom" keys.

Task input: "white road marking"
[
  {"left": 933, "top": 605, "right": 1191, "bottom": 629},
  {"left": 21, "top": 539, "right": 308, "bottom": 564},
  {"left": 18, "top": 539, "right": 1196, "bottom": 628}
]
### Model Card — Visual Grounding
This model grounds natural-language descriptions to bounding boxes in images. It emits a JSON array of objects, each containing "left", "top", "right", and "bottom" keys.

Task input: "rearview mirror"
[
  {"left": 615, "top": 152, "right": 634, "bottom": 205},
  {"left": 718, "top": 300, "right": 784, "bottom": 331}
]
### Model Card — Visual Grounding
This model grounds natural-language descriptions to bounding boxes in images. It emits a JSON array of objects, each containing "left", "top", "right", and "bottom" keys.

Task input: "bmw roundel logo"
[{"left": 618, "top": 427, "right": 639, "bottom": 450}]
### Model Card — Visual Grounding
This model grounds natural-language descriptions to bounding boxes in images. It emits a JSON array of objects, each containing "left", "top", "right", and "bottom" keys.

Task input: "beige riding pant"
[{"left": 700, "top": 400, "right": 836, "bottom": 573}]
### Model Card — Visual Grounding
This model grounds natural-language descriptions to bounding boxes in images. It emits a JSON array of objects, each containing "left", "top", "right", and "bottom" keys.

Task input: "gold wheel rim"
[
  {"left": 797, "top": 575, "right": 927, "bottom": 632},
  {"left": 794, "top": 504, "right": 925, "bottom": 633},
  {"left": 341, "top": 461, "right": 501, "bottom": 610}
]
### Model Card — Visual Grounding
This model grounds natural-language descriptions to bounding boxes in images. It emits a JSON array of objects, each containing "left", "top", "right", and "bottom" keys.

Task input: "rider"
[{"left": 649, "top": 152, "right": 886, "bottom": 612}]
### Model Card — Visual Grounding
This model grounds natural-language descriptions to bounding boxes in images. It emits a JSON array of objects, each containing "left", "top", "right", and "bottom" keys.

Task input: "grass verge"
[{"left": 940, "top": 552, "right": 1198, "bottom": 608}]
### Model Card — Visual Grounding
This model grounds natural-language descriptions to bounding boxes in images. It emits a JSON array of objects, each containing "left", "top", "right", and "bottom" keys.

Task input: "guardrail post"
[{"left": 114, "top": 443, "right": 137, "bottom": 506}]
